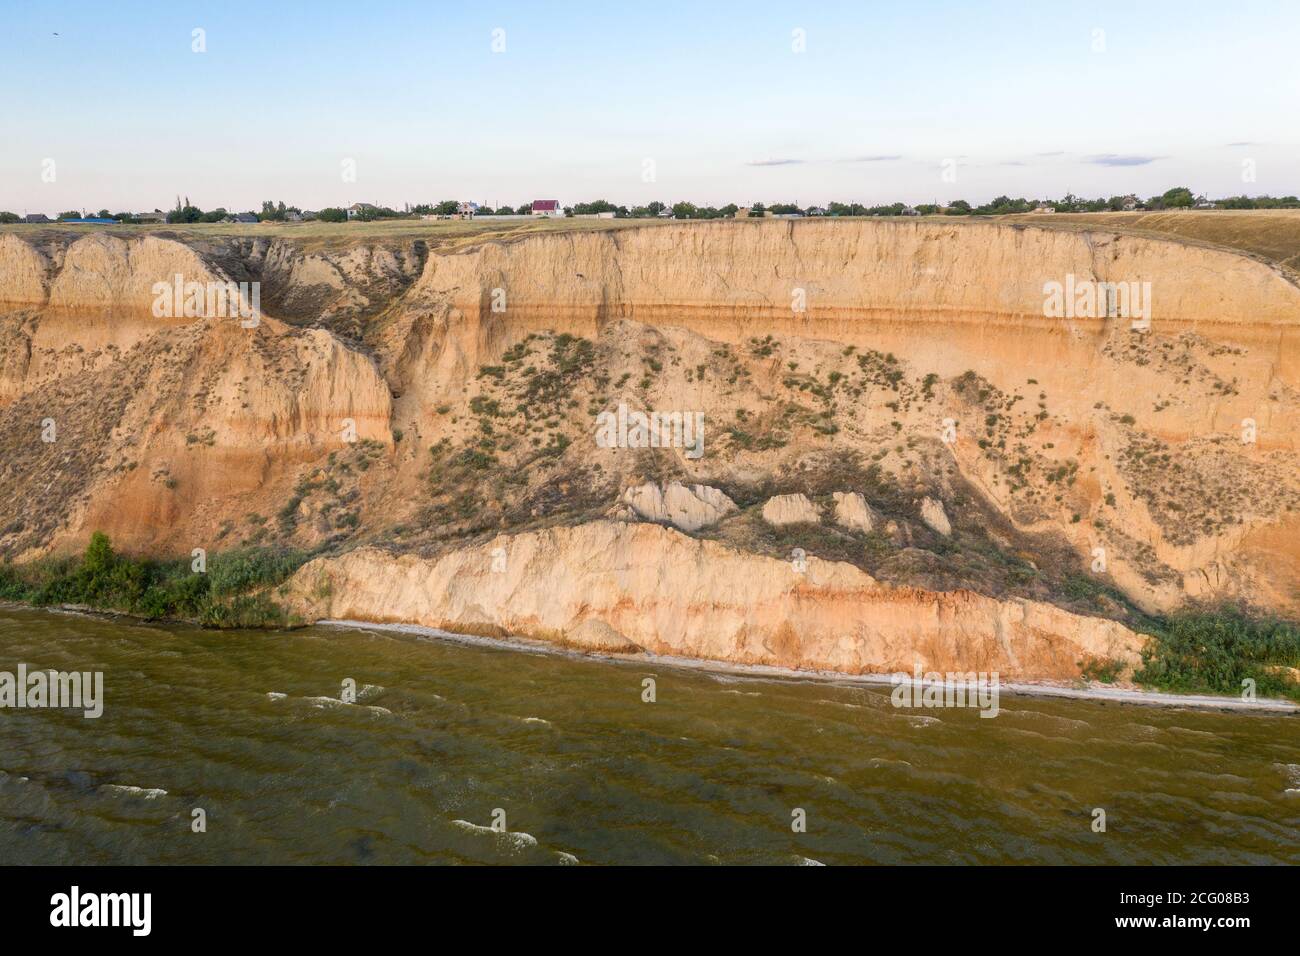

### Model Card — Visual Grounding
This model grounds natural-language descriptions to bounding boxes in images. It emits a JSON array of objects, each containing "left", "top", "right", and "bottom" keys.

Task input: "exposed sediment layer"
[
  {"left": 283, "top": 521, "right": 1146, "bottom": 681},
  {"left": 1, "top": 219, "right": 1297, "bottom": 679}
]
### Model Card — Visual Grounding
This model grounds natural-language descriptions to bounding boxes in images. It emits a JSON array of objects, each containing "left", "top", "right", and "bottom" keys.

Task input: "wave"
[
  {"left": 451, "top": 819, "right": 539, "bottom": 851},
  {"left": 99, "top": 784, "right": 167, "bottom": 799}
]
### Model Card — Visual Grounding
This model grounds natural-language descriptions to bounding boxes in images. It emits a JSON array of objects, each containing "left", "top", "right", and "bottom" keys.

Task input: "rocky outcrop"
[
  {"left": 919, "top": 497, "right": 952, "bottom": 537},
  {"left": 282, "top": 521, "right": 1146, "bottom": 681},
  {"left": 761, "top": 493, "right": 821, "bottom": 526},
  {"left": 621, "top": 481, "right": 737, "bottom": 531},
  {"left": 562, "top": 618, "right": 643, "bottom": 654},
  {"left": 832, "top": 492, "right": 875, "bottom": 532}
]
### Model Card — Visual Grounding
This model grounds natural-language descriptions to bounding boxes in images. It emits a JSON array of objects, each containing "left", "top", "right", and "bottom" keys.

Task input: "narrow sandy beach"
[{"left": 321, "top": 619, "right": 1300, "bottom": 715}]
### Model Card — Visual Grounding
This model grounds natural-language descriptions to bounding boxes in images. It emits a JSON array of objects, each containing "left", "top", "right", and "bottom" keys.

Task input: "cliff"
[
  {"left": 1, "top": 218, "right": 1296, "bottom": 680},
  {"left": 282, "top": 521, "right": 1145, "bottom": 681}
]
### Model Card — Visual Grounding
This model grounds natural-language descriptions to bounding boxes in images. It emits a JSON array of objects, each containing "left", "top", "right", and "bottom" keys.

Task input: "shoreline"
[
  {"left": 319, "top": 618, "right": 1300, "bottom": 716},
  {"left": 4, "top": 602, "right": 1294, "bottom": 715}
]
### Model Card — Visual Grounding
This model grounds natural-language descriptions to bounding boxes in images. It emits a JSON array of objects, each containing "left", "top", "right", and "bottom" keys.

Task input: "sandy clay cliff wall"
[{"left": 0, "top": 220, "right": 1296, "bottom": 679}]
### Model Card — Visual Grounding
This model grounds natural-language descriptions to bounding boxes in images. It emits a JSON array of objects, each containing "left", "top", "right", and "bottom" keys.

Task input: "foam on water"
[
  {"left": 451, "top": 819, "right": 539, "bottom": 850},
  {"left": 99, "top": 785, "right": 168, "bottom": 799}
]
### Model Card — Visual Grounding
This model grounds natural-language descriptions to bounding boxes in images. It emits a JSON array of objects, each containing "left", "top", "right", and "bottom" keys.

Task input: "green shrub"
[
  {"left": 1134, "top": 608, "right": 1300, "bottom": 701},
  {"left": 1078, "top": 656, "right": 1126, "bottom": 683},
  {"left": 1, "top": 534, "right": 308, "bottom": 628}
]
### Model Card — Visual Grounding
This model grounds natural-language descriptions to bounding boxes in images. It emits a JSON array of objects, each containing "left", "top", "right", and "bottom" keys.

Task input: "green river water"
[{"left": 0, "top": 606, "right": 1296, "bottom": 865}]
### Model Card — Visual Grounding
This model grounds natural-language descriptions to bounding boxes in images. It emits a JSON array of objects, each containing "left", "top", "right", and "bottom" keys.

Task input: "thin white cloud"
[
  {"left": 1085, "top": 153, "right": 1164, "bottom": 167},
  {"left": 838, "top": 154, "right": 903, "bottom": 163}
]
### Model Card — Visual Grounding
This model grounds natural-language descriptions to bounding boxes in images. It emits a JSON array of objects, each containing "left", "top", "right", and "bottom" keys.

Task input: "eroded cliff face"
[
  {"left": 282, "top": 521, "right": 1145, "bottom": 681},
  {"left": 1, "top": 220, "right": 1297, "bottom": 680}
]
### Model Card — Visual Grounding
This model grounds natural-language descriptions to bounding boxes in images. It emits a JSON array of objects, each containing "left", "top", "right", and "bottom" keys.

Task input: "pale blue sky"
[{"left": 2, "top": 0, "right": 1297, "bottom": 213}]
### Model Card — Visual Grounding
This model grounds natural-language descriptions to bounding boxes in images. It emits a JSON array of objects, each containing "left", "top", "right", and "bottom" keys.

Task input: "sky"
[{"left": 2, "top": 0, "right": 1298, "bottom": 214}]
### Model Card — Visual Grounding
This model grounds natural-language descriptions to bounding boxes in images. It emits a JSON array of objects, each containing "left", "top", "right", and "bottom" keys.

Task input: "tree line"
[{"left": 5, "top": 187, "right": 1296, "bottom": 225}]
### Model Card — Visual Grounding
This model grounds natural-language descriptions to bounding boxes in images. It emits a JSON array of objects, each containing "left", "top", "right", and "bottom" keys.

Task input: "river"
[{"left": 1, "top": 606, "right": 1296, "bottom": 864}]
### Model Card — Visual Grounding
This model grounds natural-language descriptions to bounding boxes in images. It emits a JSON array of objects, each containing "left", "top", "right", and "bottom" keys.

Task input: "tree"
[
  {"left": 0, "top": 211, "right": 20, "bottom": 223},
  {"left": 166, "top": 195, "right": 203, "bottom": 223},
  {"left": 82, "top": 531, "right": 116, "bottom": 577},
  {"left": 1161, "top": 186, "right": 1194, "bottom": 208},
  {"left": 646, "top": 201, "right": 665, "bottom": 216},
  {"left": 260, "top": 200, "right": 290, "bottom": 221},
  {"left": 433, "top": 200, "right": 459, "bottom": 215},
  {"left": 317, "top": 207, "right": 347, "bottom": 222},
  {"left": 57, "top": 210, "right": 82, "bottom": 220},
  {"left": 572, "top": 199, "right": 618, "bottom": 215},
  {"left": 671, "top": 201, "right": 698, "bottom": 219}
]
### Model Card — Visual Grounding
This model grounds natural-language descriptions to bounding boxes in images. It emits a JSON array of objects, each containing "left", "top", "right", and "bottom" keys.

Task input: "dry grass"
[
  {"left": 0, "top": 216, "right": 671, "bottom": 253},
  {"left": 1001, "top": 209, "right": 1300, "bottom": 279},
  {"left": 6, "top": 210, "right": 1299, "bottom": 273}
]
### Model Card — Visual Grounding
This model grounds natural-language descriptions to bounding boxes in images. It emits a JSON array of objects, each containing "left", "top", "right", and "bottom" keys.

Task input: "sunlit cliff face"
[{"left": 0, "top": 220, "right": 1296, "bottom": 676}]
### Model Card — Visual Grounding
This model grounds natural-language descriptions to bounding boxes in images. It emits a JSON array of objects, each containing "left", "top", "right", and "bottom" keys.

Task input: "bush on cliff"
[
  {"left": 0, "top": 533, "right": 308, "bottom": 628},
  {"left": 1134, "top": 607, "right": 1300, "bottom": 701}
]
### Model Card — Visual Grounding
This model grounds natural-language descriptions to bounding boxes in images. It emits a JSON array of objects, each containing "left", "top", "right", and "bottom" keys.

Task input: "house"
[
  {"left": 806, "top": 206, "right": 827, "bottom": 216},
  {"left": 347, "top": 202, "right": 379, "bottom": 220},
  {"left": 734, "top": 207, "right": 751, "bottom": 219},
  {"left": 23, "top": 213, "right": 51, "bottom": 224},
  {"left": 456, "top": 201, "right": 479, "bottom": 219},
  {"left": 230, "top": 213, "right": 258, "bottom": 224},
  {"left": 530, "top": 200, "right": 561, "bottom": 218},
  {"left": 134, "top": 211, "right": 165, "bottom": 223},
  {"left": 1121, "top": 195, "right": 1140, "bottom": 211},
  {"left": 1030, "top": 205, "right": 1056, "bottom": 214},
  {"left": 657, "top": 208, "right": 675, "bottom": 218},
  {"left": 901, "top": 206, "right": 920, "bottom": 216},
  {"left": 285, "top": 211, "right": 302, "bottom": 222},
  {"left": 300, "top": 210, "right": 318, "bottom": 221},
  {"left": 1194, "top": 197, "right": 1218, "bottom": 209}
]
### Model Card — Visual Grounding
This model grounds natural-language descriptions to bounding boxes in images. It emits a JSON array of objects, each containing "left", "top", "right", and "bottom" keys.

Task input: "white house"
[{"left": 530, "top": 199, "right": 561, "bottom": 217}]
